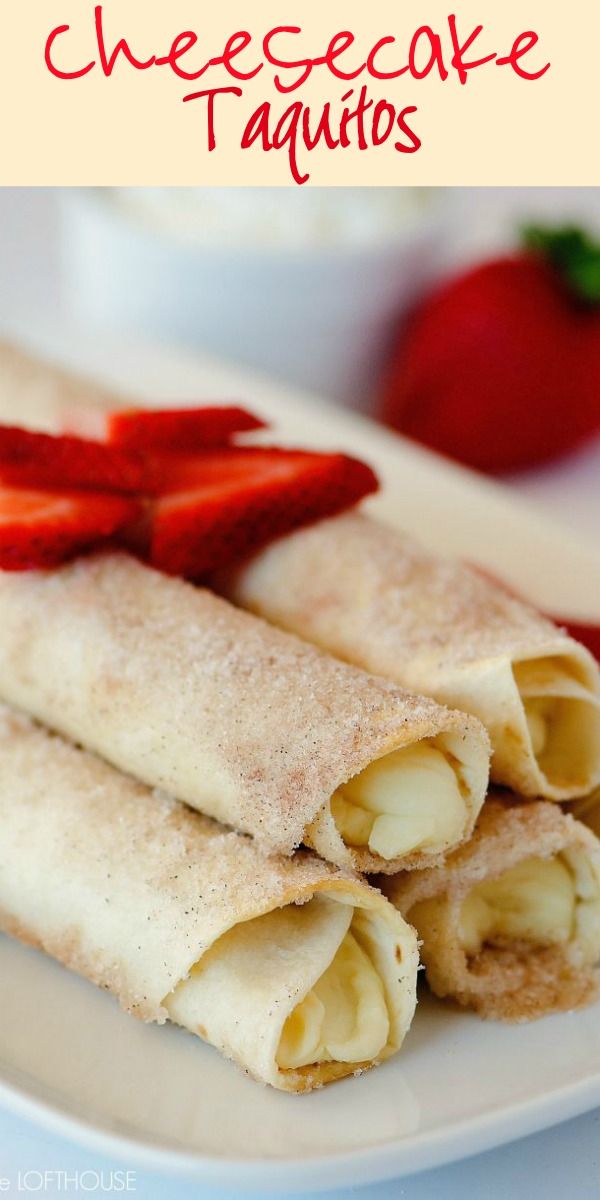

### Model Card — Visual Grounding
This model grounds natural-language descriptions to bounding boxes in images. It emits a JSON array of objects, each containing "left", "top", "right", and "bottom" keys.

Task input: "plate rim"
[{"left": 2, "top": 1067, "right": 600, "bottom": 1192}]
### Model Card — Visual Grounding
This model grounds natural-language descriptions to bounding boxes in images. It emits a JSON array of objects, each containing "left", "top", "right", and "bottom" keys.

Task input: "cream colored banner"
[{"left": 1, "top": 0, "right": 596, "bottom": 184}]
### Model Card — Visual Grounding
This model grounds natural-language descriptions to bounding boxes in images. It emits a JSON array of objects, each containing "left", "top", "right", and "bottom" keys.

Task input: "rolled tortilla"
[
  {"left": 0, "top": 551, "right": 489, "bottom": 874},
  {"left": 384, "top": 796, "right": 600, "bottom": 1021},
  {"left": 0, "top": 705, "right": 418, "bottom": 1092},
  {"left": 226, "top": 512, "right": 600, "bottom": 802}
]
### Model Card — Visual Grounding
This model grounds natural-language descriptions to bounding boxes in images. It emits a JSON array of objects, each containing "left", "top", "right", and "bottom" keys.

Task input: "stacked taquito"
[
  {"left": 1, "top": 341, "right": 600, "bottom": 1029},
  {"left": 225, "top": 511, "right": 600, "bottom": 803},
  {"left": 0, "top": 705, "right": 418, "bottom": 1091},
  {"left": 225, "top": 514, "right": 600, "bottom": 1019},
  {"left": 384, "top": 795, "right": 600, "bottom": 1020},
  {"left": 0, "top": 551, "right": 489, "bottom": 874}
]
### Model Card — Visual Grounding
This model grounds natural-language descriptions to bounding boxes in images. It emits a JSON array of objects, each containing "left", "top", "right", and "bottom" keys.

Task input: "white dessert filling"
[
  {"left": 330, "top": 739, "right": 467, "bottom": 860},
  {"left": 277, "top": 929, "right": 388, "bottom": 1069},
  {"left": 514, "top": 658, "right": 600, "bottom": 789},
  {"left": 456, "top": 851, "right": 600, "bottom": 960},
  {"left": 165, "top": 896, "right": 394, "bottom": 1074}
]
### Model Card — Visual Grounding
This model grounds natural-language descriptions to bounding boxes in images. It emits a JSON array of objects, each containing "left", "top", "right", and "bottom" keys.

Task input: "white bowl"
[{"left": 59, "top": 188, "right": 446, "bottom": 412}]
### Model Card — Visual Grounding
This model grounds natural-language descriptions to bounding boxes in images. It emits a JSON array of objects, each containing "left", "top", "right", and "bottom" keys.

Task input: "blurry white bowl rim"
[
  {"left": 68, "top": 186, "right": 445, "bottom": 262},
  {"left": 59, "top": 187, "right": 447, "bottom": 411}
]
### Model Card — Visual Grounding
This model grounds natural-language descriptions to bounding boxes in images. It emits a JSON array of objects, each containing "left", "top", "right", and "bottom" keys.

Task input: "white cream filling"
[
  {"left": 165, "top": 896, "right": 394, "bottom": 1075},
  {"left": 456, "top": 851, "right": 600, "bottom": 961},
  {"left": 458, "top": 857, "right": 575, "bottom": 955},
  {"left": 276, "top": 929, "right": 389, "bottom": 1068},
  {"left": 515, "top": 658, "right": 600, "bottom": 789},
  {"left": 330, "top": 740, "right": 466, "bottom": 860}
]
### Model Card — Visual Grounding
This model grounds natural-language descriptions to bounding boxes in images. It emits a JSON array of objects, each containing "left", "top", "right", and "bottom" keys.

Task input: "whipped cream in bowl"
[{"left": 108, "top": 186, "right": 432, "bottom": 249}]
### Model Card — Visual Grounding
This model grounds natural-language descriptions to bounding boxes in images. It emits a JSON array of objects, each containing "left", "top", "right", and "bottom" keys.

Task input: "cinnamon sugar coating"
[
  {"left": 228, "top": 510, "right": 592, "bottom": 672},
  {"left": 0, "top": 705, "right": 417, "bottom": 1090},
  {"left": 0, "top": 552, "right": 486, "bottom": 868},
  {"left": 226, "top": 511, "right": 600, "bottom": 800},
  {"left": 0, "top": 706, "right": 375, "bottom": 1012}
]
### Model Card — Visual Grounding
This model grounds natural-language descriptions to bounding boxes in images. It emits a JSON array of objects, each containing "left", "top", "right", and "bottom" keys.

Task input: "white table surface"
[{"left": 0, "top": 186, "right": 599, "bottom": 1199}]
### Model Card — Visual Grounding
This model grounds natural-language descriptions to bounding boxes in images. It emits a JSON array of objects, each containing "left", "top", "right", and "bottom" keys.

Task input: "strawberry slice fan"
[{"left": 0, "top": 411, "right": 378, "bottom": 577}]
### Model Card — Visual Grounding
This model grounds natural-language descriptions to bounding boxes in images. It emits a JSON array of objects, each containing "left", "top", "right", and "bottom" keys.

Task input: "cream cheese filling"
[
  {"left": 330, "top": 739, "right": 467, "bottom": 860},
  {"left": 276, "top": 928, "right": 388, "bottom": 1068},
  {"left": 455, "top": 851, "right": 600, "bottom": 961},
  {"left": 164, "top": 895, "right": 395, "bottom": 1075},
  {"left": 514, "top": 658, "right": 600, "bottom": 791}
]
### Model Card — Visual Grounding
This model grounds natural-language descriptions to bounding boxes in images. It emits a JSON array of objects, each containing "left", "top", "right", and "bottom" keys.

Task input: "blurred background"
[{"left": 0, "top": 186, "right": 599, "bottom": 533}]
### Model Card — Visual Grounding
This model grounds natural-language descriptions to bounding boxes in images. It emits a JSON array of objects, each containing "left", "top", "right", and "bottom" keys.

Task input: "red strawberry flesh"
[
  {"left": 0, "top": 487, "right": 141, "bottom": 570},
  {"left": 105, "top": 406, "right": 266, "bottom": 450},
  {"left": 0, "top": 426, "right": 158, "bottom": 494},
  {"left": 142, "top": 448, "right": 378, "bottom": 578},
  {"left": 381, "top": 253, "right": 600, "bottom": 473}
]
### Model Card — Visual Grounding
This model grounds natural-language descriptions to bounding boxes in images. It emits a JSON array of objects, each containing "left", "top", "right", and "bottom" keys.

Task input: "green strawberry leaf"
[{"left": 523, "top": 224, "right": 600, "bottom": 305}]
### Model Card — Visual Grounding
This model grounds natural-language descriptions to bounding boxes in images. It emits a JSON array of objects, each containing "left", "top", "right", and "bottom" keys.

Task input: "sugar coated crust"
[
  {"left": 229, "top": 511, "right": 599, "bottom": 672},
  {"left": 0, "top": 551, "right": 487, "bottom": 868},
  {"left": 0, "top": 705, "right": 418, "bottom": 1090}
]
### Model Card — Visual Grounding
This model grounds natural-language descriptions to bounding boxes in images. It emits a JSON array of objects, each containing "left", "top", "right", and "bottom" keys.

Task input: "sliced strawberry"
[
  {"left": 144, "top": 447, "right": 291, "bottom": 495},
  {"left": 0, "top": 487, "right": 141, "bottom": 570},
  {"left": 103, "top": 406, "right": 266, "bottom": 450},
  {"left": 135, "top": 448, "right": 378, "bottom": 578},
  {"left": 142, "top": 447, "right": 373, "bottom": 497},
  {"left": 0, "top": 426, "right": 158, "bottom": 494}
]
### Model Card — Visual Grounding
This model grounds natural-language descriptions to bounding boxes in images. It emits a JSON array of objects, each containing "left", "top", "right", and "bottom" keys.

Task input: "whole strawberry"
[{"left": 380, "top": 227, "right": 600, "bottom": 472}]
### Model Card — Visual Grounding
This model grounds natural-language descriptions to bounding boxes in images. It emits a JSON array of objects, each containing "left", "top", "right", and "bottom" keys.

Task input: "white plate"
[{"left": 1, "top": 325, "right": 600, "bottom": 1192}]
